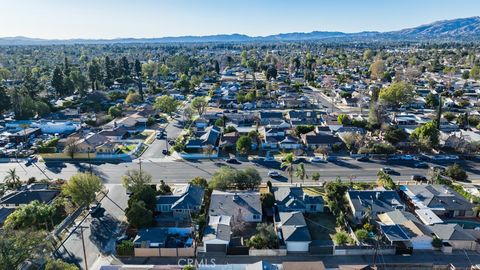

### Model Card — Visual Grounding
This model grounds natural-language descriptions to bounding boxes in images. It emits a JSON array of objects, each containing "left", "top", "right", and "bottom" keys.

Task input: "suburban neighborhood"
[{"left": 1, "top": 2, "right": 480, "bottom": 270}]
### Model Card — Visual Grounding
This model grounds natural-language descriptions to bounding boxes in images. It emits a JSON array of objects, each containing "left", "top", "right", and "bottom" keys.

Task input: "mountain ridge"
[{"left": 1, "top": 17, "right": 480, "bottom": 45}]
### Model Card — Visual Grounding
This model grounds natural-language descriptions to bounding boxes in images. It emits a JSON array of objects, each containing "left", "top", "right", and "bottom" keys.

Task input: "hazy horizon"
[{"left": 1, "top": 0, "right": 480, "bottom": 39}]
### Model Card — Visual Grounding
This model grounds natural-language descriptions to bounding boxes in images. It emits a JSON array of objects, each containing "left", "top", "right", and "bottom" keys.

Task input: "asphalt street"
[
  {"left": 55, "top": 184, "right": 128, "bottom": 269},
  {"left": 2, "top": 156, "right": 480, "bottom": 185}
]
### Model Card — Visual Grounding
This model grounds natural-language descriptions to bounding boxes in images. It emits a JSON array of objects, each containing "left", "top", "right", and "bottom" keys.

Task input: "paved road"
[
  {"left": 121, "top": 250, "right": 480, "bottom": 268},
  {"left": 2, "top": 157, "right": 480, "bottom": 184},
  {"left": 54, "top": 184, "right": 128, "bottom": 269},
  {"left": 141, "top": 118, "right": 184, "bottom": 159}
]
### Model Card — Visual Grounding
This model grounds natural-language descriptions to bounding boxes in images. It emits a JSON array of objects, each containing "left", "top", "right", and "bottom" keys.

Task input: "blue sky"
[{"left": 1, "top": 0, "right": 479, "bottom": 39}]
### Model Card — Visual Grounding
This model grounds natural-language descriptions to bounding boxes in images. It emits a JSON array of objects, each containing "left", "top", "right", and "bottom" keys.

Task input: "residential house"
[
  {"left": 400, "top": 185, "right": 475, "bottom": 218},
  {"left": 156, "top": 184, "right": 204, "bottom": 219},
  {"left": 0, "top": 189, "right": 59, "bottom": 208},
  {"left": 209, "top": 190, "right": 262, "bottom": 223},
  {"left": 259, "top": 111, "right": 284, "bottom": 126},
  {"left": 378, "top": 210, "right": 433, "bottom": 250},
  {"left": 301, "top": 131, "right": 342, "bottom": 150},
  {"left": 185, "top": 125, "right": 221, "bottom": 151},
  {"left": 273, "top": 187, "right": 324, "bottom": 213},
  {"left": 8, "top": 127, "right": 41, "bottom": 143},
  {"left": 73, "top": 133, "right": 113, "bottom": 153},
  {"left": 202, "top": 215, "right": 231, "bottom": 252},
  {"left": 346, "top": 190, "right": 405, "bottom": 222},
  {"left": 430, "top": 223, "right": 478, "bottom": 250},
  {"left": 287, "top": 111, "right": 320, "bottom": 126},
  {"left": 276, "top": 211, "right": 312, "bottom": 252}
]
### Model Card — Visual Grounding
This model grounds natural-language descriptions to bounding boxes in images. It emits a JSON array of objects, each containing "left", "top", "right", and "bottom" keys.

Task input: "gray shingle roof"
[
  {"left": 0, "top": 190, "right": 59, "bottom": 205},
  {"left": 209, "top": 191, "right": 261, "bottom": 217},
  {"left": 282, "top": 225, "right": 311, "bottom": 242},
  {"left": 347, "top": 190, "right": 404, "bottom": 214},
  {"left": 430, "top": 223, "right": 476, "bottom": 241},
  {"left": 401, "top": 185, "right": 473, "bottom": 212},
  {"left": 380, "top": 224, "right": 410, "bottom": 242},
  {"left": 274, "top": 187, "right": 324, "bottom": 212}
]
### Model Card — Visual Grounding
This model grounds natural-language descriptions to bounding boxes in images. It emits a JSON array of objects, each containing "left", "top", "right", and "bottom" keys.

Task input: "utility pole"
[
  {"left": 80, "top": 226, "right": 89, "bottom": 270},
  {"left": 139, "top": 158, "right": 142, "bottom": 179}
]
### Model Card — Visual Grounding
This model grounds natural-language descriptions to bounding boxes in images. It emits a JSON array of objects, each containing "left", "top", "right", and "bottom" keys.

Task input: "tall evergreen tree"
[{"left": 51, "top": 66, "right": 64, "bottom": 97}]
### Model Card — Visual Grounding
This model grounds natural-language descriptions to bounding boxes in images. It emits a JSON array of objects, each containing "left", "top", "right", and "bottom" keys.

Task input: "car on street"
[
  {"left": 268, "top": 170, "right": 280, "bottom": 177},
  {"left": 411, "top": 175, "right": 427, "bottom": 181},
  {"left": 356, "top": 156, "right": 370, "bottom": 162},
  {"left": 156, "top": 133, "right": 164, "bottom": 139},
  {"left": 414, "top": 162, "right": 429, "bottom": 168},
  {"left": 294, "top": 157, "right": 308, "bottom": 164},
  {"left": 263, "top": 156, "right": 276, "bottom": 162},
  {"left": 162, "top": 149, "right": 169, "bottom": 155},
  {"left": 431, "top": 165, "right": 446, "bottom": 173},
  {"left": 326, "top": 156, "right": 337, "bottom": 162},
  {"left": 226, "top": 158, "right": 239, "bottom": 164},
  {"left": 168, "top": 140, "right": 175, "bottom": 146},
  {"left": 381, "top": 167, "right": 395, "bottom": 174},
  {"left": 89, "top": 202, "right": 101, "bottom": 214},
  {"left": 310, "top": 156, "right": 325, "bottom": 163}
]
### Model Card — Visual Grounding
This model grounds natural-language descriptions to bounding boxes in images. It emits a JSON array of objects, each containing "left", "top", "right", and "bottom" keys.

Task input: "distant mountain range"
[{"left": 1, "top": 17, "right": 480, "bottom": 45}]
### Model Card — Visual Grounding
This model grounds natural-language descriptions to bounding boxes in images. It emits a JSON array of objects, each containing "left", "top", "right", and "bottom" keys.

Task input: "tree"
[
  {"left": 246, "top": 223, "right": 277, "bottom": 249},
  {"left": 410, "top": 121, "right": 440, "bottom": 150},
  {"left": 108, "top": 105, "right": 123, "bottom": 118},
  {"left": 295, "top": 163, "right": 308, "bottom": 183},
  {"left": 312, "top": 172, "right": 320, "bottom": 181},
  {"left": 281, "top": 153, "right": 295, "bottom": 183},
  {"left": 355, "top": 229, "right": 369, "bottom": 242},
  {"left": 63, "top": 137, "right": 79, "bottom": 158},
  {"left": 0, "top": 229, "right": 49, "bottom": 270},
  {"left": 190, "top": 177, "right": 208, "bottom": 188},
  {"left": 445, "top": 163, "right": 468, "bottom": 182},
  {"left": 191, "top": 96, "right": 208, "bottom": 116},
  {"left": 242, "top": 167, "right": 262, "bottom": 190},
  {"left": 62, "top": 173, "right": 103, "bottom": 206},
  {"left": 209, "top": 167, "right": 261, "bottom": 191},
  {"left": 0, "top": 85, "right": 11, "bottom": 114},
  {"left": 4, "top": 168, "right": 21, "bottom": 189},
  {"left": 128, "top": 185, "right": 157, "bottom": 212},
  {"left": 236, "top": 135, "right": 252, "bottom": 155},
  {"left": 126, "top": 201, "right": 153, "bottom": 228},
  {"left": 88, "top": 59, "right": 102, "bottom": 90},
  {"left": 378, "top": 82, "right": 414, "bottom": 108},
  {"left": 51, "top": 66, "right": 64, "bottom": 97},
  {"left": 4, "top": 200, "right": 60, "bottom": 230},
  {"left": 45, "top": 258, "right": 79, "bottom": 270},
  {"left": 377, "top": 171, "right": 396, "bottom": 190},
  {"left": 182, "top": 106, "right": 194, "bottom": 122},
  {"left": 154, "top": 95, "right": 178, "bottom": 116},
  {"left": 432, "top": 237, "right": 443, "bottom": 248},
  {"left": 261, "top": 193, "right": 275, "bottom": 210},
  {"left": 369, "top": 59, "right": 386, "bottom": 80},
  {"left": 333, "top": 231, "right": 351, "bottom": 246},
  {"left": 121, "top": 169, "right": 152, "bottom": 193},
  {"left": 125, "top": 92, "right": 141, "bottom": 104},
  {"left": 425, "top": 93, "right": 439, "bottom": 109},
  {"left": 337, "top": 114, "right": 350, "bottom": 125},
  {"left": 470, "top": 64, "right": 480, "bottom": 80},
  {"left": 363, "top": 49, "right": 374, "bottom": 60},
  {"left": 158, "top": 180, "right": 172, "bottom": 195},
  {"left": 384, "top": 126, "right": 408, "bottom": 145}
]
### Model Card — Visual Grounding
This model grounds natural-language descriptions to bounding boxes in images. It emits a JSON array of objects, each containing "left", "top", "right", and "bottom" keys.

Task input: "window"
[
  {"left": 310, "top": 205, "right": 317, "bottom": 211},
  {"left": 458, "top": 210, "right": 466, "bottom": 217},
  {"left": 253, "top": 214, "right": 260, "bottom": 220}
]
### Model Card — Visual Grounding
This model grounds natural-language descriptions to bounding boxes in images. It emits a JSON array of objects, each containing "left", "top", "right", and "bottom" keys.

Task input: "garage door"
[{"left": 206, "top": 244, "right": 227, "bottom": 252}]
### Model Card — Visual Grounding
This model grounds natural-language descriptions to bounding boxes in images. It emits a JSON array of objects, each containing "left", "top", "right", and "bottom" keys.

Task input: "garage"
[{"left": 205, "top": 243, "right": 227, "bottom": 253}]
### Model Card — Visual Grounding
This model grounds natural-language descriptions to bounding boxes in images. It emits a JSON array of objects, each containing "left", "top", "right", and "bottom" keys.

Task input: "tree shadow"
[{"left": 89, "top": 213, "right": 121, "bottom": 254}]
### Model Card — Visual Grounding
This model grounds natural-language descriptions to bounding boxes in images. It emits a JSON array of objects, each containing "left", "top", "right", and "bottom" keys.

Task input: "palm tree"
[
  {"left": 4, "top": 168, "right": 21, "bottom": 189},
  {"left": 281, "top": 153, "right": 295, "bottom": 184},
  {"left": 295, "top": 163, "right": 308, "bottom": 184}
]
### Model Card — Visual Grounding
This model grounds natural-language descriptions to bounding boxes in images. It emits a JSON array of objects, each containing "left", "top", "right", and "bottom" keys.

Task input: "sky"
[{"left": 1, "top": 0, "right": 479, "bottom": 39}]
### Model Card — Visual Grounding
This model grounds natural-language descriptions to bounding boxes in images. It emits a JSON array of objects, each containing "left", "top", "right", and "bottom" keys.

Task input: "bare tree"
[{"left": 63, "top": 137, "right": 79, "bottom": 158}]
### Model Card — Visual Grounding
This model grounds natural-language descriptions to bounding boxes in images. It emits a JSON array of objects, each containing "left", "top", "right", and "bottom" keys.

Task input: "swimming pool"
[{"left": 444, "top": 219, "right": 480, "bottom": 229}]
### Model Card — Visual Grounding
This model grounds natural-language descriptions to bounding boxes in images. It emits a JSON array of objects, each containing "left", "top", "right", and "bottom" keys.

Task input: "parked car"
[
  {"left": 326, "top": 156, "right": 337, "bottom": 162},
  {"left": 414, "top": 162, "right": 428, "bottom": 168},
  {"left": 381, "top": 167, "right": 395, "bottom": 174},
  {"left": 162, "top": 149, "right": 169, "bottom": 155},
  {"left": 226, "top": 158, "right": 239, "bottom": 164},
  {"left": 310, "top": 156, "right": 325, "bottom": 163},
  {"left": 431, "top": 165, "right": 446, "bottom": 173},
  {"left": 89, "top": 202, "right": 101, "bottom": 214},
  {"left": 411, "top": 175, "right": 427, "bottom": 181},
  {"left": 263, "top": 156, "right": 276, "bottom": 162},
  {"left": 168, "top": 140, "right": 175, "bottom": 146},
  {"left": 356, "top": 156, "right": 370, "bottom": 162},
  {"left": 268, "top": 170, "right": 280, "bottom": 177},
  {"left": 156, "top": 132, "right": 164, "bottom": 139},
  {"left": 294, "top": 157, "right": 308, "bottom": 164}
]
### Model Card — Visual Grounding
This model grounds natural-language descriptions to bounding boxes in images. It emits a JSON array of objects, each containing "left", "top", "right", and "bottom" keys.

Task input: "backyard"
[{"left": 305, "top": 212, "right": 337, "bottom": 243}]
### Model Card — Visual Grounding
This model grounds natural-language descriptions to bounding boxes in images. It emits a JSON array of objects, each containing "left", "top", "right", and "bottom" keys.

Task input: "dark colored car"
[
  {"left": 356, "top": 156, "right": 370, "bottom": 162},
  {"left": 162, "top": 149, "right": 169, "bottom": 155},
  {"left": 381, "top": 167, "right": 395, "bottom": 174},
  {"left": 226, "top": 158, "right": 239, "bottom": 164},
  {"left": 411, "top": 175, "right": 427, "bottom": 181},
  {"left": 414, "top": 162, "right": 429, "bottom": 168}
]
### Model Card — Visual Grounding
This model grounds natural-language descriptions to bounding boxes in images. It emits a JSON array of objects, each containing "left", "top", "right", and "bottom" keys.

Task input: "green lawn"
[{"left": 305, "top": 212, "right": 337, "bottom": 241}]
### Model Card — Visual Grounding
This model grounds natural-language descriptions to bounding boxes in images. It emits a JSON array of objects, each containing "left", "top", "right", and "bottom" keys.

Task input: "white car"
[
  {"left": 310, "top": 156, "right": 325, "bottom": 163},
  {"left": 268, "top": 170, "right": 280, "bottom": 177}
]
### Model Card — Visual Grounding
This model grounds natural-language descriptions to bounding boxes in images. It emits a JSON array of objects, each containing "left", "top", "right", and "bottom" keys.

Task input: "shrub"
[
  {"left": 116, "top": 240, "right": 134, "bottom": 256},
  {"left": 432, "top": 237, "right": 443, "bottom": 248},
  {"left": 355, "top": 229, "right": 369, "bottom": 242},
  {"left": 445, "top": 163, "right": 468, "bottom": 182},
  {"left": 333, "top": 231, "right": 351, "bottom": 246}
]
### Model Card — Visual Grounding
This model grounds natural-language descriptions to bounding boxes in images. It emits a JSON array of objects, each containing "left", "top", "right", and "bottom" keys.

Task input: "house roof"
[
  {"left": 133, "top": 228, "right": 168, "bottom": 246},
  {"left": 414, "top": 208, "right": 443, "bottom": 225},
  {"left": 279, "top": 211, "right": 307, "bottom": 227},
  {"left": 347, "top": 190, "right": 404, "bottom": 214},
  {"left": 0, "top": 190, "right": 59, "bottom": 205},
  {"left": 209, "top": 191, "right": 261, "bottom": 218},
  {"left": 430, "top": 224, "right": 476, "bottom": 241},
  {"left": 301, "top": 131, "right": 342, "bottom": 145},
  {"left": 282, "top": 261, "right": 326, "bottom": 270},
  {"left": 0, "top": 207, "right": 14, "bottom": 224},
  {"left": 203, "top": 215, "right": 231, "bottom": 242},
  {"left": 274, "top": 187, "right": 324, "bottom": 212},
  {"left": 282, "top": 225, "right": 311, "bottom": 242},
  {"left": 400, "top": 185, "right": 473, "bottom": 212},
  {"left": 246, "top": 261, "right": 279, "bottom": 270},
  {"left": 156, "top": 184, "right": 204, "bottom": 210},
  {"left": 380, "top": 224, "right": 410, "bottom": 242}
]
